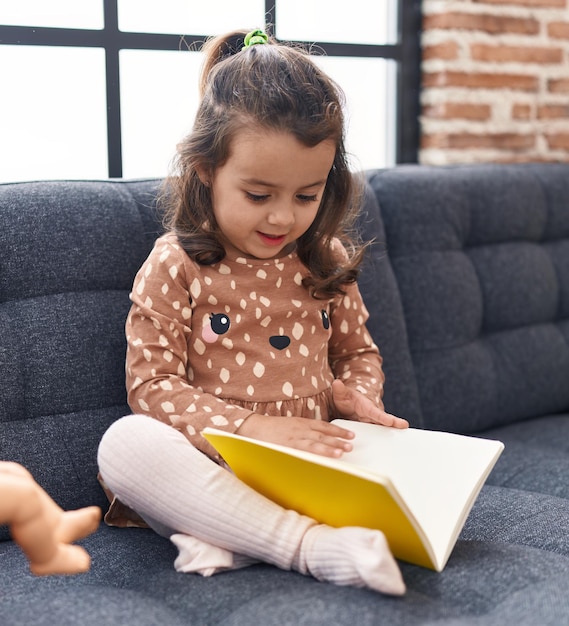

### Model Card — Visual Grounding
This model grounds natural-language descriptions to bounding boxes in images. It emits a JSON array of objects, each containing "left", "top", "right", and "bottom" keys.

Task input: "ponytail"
[{"left": 198, "top": 30, "right": 251, "bottom": 96}]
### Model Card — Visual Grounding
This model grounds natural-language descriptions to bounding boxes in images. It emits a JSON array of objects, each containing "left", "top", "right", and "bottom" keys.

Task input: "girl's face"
[{"left": 204, "top": 127, "right": 336, "bottom": 260}]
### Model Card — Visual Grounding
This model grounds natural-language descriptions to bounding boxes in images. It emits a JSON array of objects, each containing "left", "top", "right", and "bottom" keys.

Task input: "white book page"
[{"left": 332, "top": 420, "right": 504, "bottom": 567}]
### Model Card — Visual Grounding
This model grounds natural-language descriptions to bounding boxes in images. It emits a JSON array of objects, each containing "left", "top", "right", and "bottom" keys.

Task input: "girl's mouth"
[{"left": 257, "top": 232, "right": 286, "bottom": 246}]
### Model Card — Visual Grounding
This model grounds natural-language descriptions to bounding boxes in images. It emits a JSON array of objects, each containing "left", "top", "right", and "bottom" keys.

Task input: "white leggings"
[{"left": 97, "top": 414, "right": 405, "bottom": 594}]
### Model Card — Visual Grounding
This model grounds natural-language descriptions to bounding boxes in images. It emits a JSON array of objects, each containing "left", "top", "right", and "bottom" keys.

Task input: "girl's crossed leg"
[{"left": 97, "top": 414, "right": 405, "bottom": 595}]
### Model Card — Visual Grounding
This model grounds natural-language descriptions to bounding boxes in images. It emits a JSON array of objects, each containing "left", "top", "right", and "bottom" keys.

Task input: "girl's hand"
[
  {"left": 236, "top": 413, "right": 356, "bottom": 458},
  {"left": 331, "top": 379, "right": 409, "bottom": 429}
]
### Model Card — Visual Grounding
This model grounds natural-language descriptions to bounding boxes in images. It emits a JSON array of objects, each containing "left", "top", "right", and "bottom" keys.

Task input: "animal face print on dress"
[
  {"left": 182, "top": 253, "right": 337, "bottom": 405},
  {"left": 201, "top": 309, "right": 331, "bottom": 352}
]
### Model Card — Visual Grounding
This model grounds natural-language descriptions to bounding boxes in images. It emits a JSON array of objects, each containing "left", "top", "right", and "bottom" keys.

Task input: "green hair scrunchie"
[{"left": 242, "top": 29, "right": 268, "bottom": 50}]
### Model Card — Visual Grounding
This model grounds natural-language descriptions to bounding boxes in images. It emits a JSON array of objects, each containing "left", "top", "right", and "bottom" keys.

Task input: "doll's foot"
[
  {"left": 29, "top": 544, "right": 91, "bottom": 576},
  {"left": 56, "top": 506, "right": 101, "bottom": 543},
  {"left": 29, "top": 506, "right": 100, "bottom": 575}
]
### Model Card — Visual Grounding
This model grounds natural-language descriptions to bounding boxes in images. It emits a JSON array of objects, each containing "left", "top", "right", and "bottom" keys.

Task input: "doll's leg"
[
  {"left": 98, "top": 414, "right": 405, "bottom": 595},
  {"left": 0, "top": 462, "right": 100, "bottom": 575}
]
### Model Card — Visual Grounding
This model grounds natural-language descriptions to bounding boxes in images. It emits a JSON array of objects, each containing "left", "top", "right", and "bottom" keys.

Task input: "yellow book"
[{"left": 203, "top": 419, "right": 504, "bottom": 572}]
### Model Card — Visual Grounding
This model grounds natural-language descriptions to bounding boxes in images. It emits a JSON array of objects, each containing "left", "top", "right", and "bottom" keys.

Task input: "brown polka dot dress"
[{"left": 126, "top": 234, "right": 385, "bottom": 462}]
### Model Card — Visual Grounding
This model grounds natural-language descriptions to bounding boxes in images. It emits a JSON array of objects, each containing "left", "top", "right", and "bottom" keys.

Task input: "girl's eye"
[
  {"left": 246, "top": 192, "right": 269, "bottom": 202},
  {"left": 297, "top": 194, "right": 318, "bottom": 203}
]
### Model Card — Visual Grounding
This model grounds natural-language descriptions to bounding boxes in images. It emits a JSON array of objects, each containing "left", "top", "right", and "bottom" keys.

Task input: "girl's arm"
[
  {"left": 328, "top": 281, "right": 408, "bottom": 428},
  {"left": 126, "top": 237, "right": 256, "bottom": 461}
]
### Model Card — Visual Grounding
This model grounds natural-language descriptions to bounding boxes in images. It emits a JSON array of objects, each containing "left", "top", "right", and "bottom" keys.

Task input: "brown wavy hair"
[{"left": 161, "top": 29, "right": 365, "bottom": 298}]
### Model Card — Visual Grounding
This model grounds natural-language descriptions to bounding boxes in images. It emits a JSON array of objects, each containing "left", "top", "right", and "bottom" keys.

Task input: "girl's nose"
[{"left": 267, "top": 203, "right": 295, "bottom": 227}]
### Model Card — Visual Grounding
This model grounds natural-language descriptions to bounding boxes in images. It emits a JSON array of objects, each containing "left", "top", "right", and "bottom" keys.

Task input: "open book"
[{"left": 203, "top": 419, "right": 504, "bottom": 572}]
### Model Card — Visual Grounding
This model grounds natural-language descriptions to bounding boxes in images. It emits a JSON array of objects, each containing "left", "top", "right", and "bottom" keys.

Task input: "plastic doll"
[{"left": 0, "top": 461, "right": 100, "bottom": 575}]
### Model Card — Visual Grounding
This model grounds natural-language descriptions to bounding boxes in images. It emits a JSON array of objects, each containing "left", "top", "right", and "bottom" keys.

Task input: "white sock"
[
  {"left": 98, "top": 414, "right": 405, "bottom": 595},
  {"left": 170, "top": 534, "right": 258, "bottom": 576},
  {"left": 297, "top": 525, "right": 406, "bottom": 595}
]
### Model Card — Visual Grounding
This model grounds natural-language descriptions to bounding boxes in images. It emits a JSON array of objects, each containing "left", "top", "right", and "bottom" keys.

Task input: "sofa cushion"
[
  {"left": 368, "top": 164, "right": 569, "bottom": 433},
  {"left": 480, "top": 413, "right": 569, "bottom": 498},
  {"left": 3, "top": 521, "right": 569, "bottom": 626},
  {"left": 356, "top": 184, "right": 423, "bottom": 426},
  {"left": 0, "top": 180, "right": 163, "bottom": 523}
]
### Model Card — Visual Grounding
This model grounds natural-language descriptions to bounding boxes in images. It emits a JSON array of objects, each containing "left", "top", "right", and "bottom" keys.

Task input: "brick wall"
[{"left": 420, "top": 0, "right": 569, "bottom": 164}]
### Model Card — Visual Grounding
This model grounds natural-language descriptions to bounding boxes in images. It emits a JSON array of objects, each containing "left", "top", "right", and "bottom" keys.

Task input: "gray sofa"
[{"left": 2, "top": 163, "right": 569, "bottom": 625}]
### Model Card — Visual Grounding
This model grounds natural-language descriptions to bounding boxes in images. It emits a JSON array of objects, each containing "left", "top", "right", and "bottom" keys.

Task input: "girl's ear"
[{"left": 195, "top": 164, "right": 211, "bottom": 187}]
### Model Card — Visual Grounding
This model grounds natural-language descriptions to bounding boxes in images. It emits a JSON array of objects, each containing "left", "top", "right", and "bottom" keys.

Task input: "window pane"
[
  {"left": 120, "top": 49, "right": 203, "bottom": 178},
  {"left": 313, "top": 56, "right": 396, "bottom": 169},
  {"left": 118, "top": 0, "right": 265, "bottom": 35},
  {"left": 0, "top": 46, "right": 108, "bottom": 183},
  {"left": 276, "top": 0, "right": 397, "bottom": 45},
  {"left": 0, "top": 0, "right": 103, "bottom": 29}
]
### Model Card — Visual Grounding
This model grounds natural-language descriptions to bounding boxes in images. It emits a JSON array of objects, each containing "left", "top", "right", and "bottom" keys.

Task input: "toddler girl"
[{"left": 98, "top": 28, "right": 408, "bottom": 595}]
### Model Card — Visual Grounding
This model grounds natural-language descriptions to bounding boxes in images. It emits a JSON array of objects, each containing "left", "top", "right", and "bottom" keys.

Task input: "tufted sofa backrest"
[
  {"left": 355, "top": 185, "right": 424, "bottom": 427},
  {"left": 0, "top": 179, "right": 163, "bottom": 519},
  {"left": 367, "top": 163, "right": 569, "bottom": 433},
  {"left": 2, "top": 164, "right": 568, "bottom": 528}
]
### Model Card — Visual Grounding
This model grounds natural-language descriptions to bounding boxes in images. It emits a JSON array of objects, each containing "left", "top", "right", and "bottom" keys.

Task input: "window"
[{"left": 0, "top": 0, "right": 421, "bottom": 183}]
